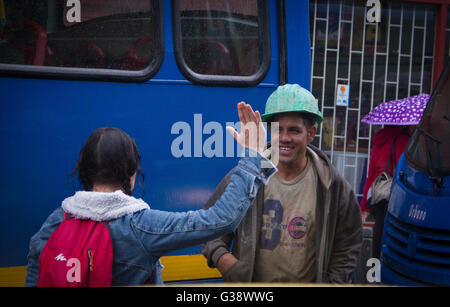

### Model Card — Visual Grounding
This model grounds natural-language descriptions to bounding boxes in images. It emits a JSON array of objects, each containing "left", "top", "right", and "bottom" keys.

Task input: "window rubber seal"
[
  {"left": 277, "top": 0, "right": 287, "bottom": 85},
  {"left": 171, "top": 0, "right": 271, "bottom": 87}
]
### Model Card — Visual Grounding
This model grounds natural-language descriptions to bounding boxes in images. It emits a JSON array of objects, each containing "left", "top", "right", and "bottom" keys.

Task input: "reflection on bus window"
[
  {"left": 0, "top": 0, "right": 160, "bottom": 71},
  {"left": 175, "top": 0, "right": 267, "bottom": 77},
  {"left": 406, "top": 61, "right": 450, "bottom": 177}
]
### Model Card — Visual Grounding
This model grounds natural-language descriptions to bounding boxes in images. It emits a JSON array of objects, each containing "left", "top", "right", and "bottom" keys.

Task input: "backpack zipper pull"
[
  {"left": 87, "top": 248, "right": 93, "bottom": 272},
  {"left": 86, "top": 248, "right": 93, "bottom": 287}
]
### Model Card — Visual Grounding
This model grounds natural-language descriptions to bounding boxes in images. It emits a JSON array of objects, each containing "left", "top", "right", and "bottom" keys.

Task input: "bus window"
[
  {"left": 405, "top": 60, "right": 450, "bottom": 178},
  {"left": 0, "top": 0, "right": 162, "bottom": 80},
  {"left": 172, "top": 0, "right": 270, "bottom": 86}
]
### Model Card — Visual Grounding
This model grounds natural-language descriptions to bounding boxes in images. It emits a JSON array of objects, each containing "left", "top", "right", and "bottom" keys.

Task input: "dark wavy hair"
[{"left": 71, "top": 127, "right": 144, "bottom": 195}]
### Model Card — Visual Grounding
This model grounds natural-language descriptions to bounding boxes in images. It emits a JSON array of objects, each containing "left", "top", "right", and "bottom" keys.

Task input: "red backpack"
[{"left": 37, "top": 213, "right": 113, "bottom": 287}]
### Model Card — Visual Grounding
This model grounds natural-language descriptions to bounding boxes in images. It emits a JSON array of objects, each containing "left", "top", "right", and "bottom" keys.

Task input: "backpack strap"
[{"left": 63, "top": 212, "right": 73, "bottom": 221}]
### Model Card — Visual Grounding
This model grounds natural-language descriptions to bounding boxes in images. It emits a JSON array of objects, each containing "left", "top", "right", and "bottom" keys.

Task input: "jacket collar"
[
  {"left": 307, "top": 145, "right": 333, "bottom": 190},
  {"left": 62, "top": 190, "right": 150, "bottom": 221}
]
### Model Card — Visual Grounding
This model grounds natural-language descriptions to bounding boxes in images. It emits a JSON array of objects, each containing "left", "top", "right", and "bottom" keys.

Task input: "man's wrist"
[{"left": 217, "top": 252, "right": 238, "bottom": 275}]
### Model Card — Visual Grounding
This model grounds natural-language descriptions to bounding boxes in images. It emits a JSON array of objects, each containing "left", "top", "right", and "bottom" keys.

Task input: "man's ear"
[{"left": 307, "top": 125, "right": 317, "bottom": 143}]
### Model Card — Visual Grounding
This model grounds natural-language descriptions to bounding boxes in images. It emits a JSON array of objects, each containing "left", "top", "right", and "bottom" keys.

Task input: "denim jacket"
[{"left": 26, "top": 149, "right": 276, "bottom": 286}]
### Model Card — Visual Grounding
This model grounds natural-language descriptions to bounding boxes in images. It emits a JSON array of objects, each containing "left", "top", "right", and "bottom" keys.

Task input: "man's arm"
[{"left": 201, "top": 168, "right": 236, "bottom": 272}]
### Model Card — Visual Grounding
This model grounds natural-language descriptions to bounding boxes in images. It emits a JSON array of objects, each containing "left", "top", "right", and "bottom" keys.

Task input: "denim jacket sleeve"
[
  {"left": 131, "top": 148, "right": 276, "bottom": 257},
  {"left": 25, "top": 207, "right": 64, "bottom": 286}
]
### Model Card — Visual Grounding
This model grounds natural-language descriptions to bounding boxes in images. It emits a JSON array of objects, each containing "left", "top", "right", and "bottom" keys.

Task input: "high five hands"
[{"left": 226, "top": 102, "right": 267, "bottom": 154}]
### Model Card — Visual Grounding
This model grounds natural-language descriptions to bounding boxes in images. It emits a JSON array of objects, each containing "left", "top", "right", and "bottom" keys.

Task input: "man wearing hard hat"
[{"left": 202, "top": 84, "right": 362, "bottom": 283}]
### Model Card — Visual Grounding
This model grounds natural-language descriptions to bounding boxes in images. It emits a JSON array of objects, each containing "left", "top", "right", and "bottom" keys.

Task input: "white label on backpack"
[
  {"left": 66, "top": 258, "right": 81, "bottom": 283},
  {"left": 54, "top": 253, "right": 67, "bottom": 262}
]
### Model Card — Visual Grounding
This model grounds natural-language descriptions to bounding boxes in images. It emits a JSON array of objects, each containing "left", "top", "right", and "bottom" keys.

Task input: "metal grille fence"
[{"left": 309, "top": 0, "right": 436, "bottom": 201}]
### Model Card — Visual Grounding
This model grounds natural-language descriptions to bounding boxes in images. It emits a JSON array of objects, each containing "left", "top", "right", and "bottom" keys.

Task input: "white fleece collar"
[{"left": 62, "top": 190, "right": 150, "bottom": 221}]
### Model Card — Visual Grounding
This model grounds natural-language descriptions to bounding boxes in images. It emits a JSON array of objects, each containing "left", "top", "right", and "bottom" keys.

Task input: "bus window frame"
[
  {"left": 171, "top": 0, "right": 271, "bottom": 87},
  {"left": 0, "top": 0, "right": 164, "bottom": 83}
]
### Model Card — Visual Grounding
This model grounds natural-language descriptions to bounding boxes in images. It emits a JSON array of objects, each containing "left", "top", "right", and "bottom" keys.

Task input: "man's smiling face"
[{"left": 270, "top": 113, "right": 316, "bottom": 167}]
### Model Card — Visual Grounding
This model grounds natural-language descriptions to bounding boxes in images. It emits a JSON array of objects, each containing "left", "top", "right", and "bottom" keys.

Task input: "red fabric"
[
  {"left": 360, "top": 127, "right": 410, "bottom": 212},
  {"left": 37, "top": 213, "right": 113, "bottom": 287}
]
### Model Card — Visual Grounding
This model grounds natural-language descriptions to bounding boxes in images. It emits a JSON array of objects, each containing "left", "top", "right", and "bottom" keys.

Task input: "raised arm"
[{"left": 131, "top": 102, "right": 275, "bottom": 257}]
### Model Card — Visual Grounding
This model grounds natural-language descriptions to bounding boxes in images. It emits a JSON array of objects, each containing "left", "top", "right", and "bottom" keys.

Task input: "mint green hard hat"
[{"left": 261, "top": 84, "right": 323, "bottom": 124}]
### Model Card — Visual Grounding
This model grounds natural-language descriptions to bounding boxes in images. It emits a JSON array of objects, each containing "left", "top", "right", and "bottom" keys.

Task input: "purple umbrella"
[{"left": 361, "top": 93, "right": 429, "bottom": 125}]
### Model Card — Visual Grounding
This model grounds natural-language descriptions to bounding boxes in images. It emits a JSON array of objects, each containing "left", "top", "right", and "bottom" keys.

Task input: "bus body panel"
[{"left": 0, "top": 0, "right": 312, "bottom": 277}]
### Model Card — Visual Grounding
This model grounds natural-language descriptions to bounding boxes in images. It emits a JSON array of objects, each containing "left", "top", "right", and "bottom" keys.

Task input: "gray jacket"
[{"left": 201, "top": 145, "right": 362, "bottom": 283}]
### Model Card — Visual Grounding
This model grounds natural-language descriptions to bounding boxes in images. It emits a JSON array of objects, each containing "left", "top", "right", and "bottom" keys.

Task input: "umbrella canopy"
[{"left": 361, "top": 93, "right": 429, "bottom": 125}]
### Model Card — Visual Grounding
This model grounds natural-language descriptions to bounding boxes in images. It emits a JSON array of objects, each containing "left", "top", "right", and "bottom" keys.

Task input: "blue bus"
[
  {"left": 381, "top": 59, "right": 450, "bottom": 286},
  {"left": 0, "top": 0, "right": 311, "bottom": 285}
]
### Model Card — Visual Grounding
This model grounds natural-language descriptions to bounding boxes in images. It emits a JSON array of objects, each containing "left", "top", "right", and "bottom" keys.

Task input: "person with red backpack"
[{"left": 26, "top": 102, "right": 275, "bottom": 286}]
